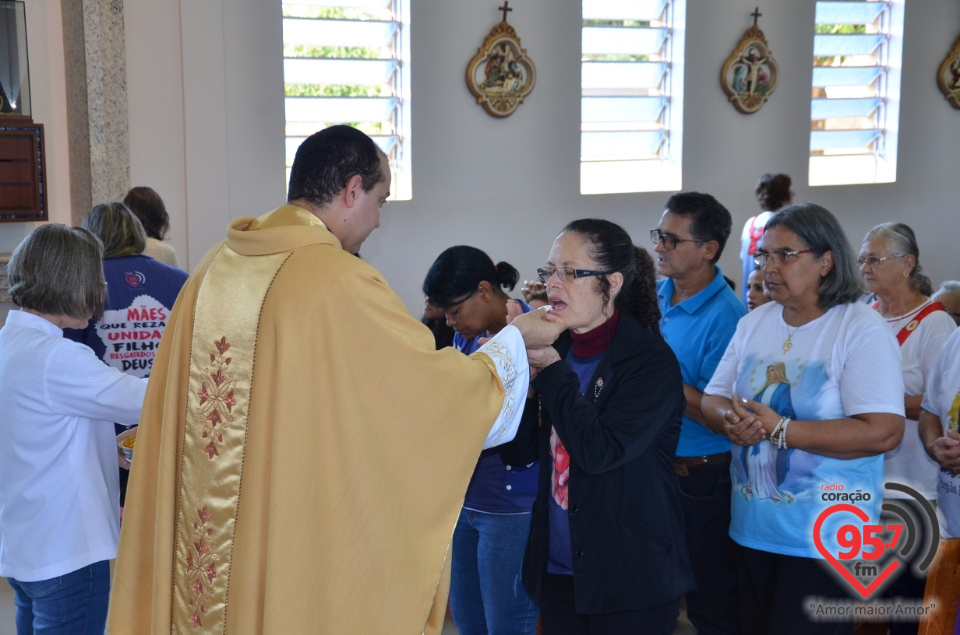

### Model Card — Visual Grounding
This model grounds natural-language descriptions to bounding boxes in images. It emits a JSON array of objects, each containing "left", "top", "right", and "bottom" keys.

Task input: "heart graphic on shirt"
[
  {"left": 812, "top": 503, "right": 900, "bottom": 599},
  {"left": 125, "top": 271, "right": 146, "bottom": 288}
]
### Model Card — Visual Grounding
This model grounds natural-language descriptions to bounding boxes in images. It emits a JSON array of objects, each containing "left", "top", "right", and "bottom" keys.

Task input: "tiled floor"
[
  {"left": 0, "top": 577, "right": 695, "bottom": 634},
  {"left": 440, "top": 615, "right": 695, "bottom": 634},
  {"left": 439, "top": 608, "right": 696, "bottom": 634},
  {"left": 1, "top": 578, "right": 16, "bottom": 635}
]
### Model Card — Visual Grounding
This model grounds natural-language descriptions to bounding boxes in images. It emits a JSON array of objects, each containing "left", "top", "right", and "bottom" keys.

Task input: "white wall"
[
  {"left": 373, "top": 0, "right": 960, "bottom": 312},
  {"left": 123, "top": 0, "right": 286, "bottom": 268},
  {"left": 5, "top": 0, "right": 959, "bottom": 318}
]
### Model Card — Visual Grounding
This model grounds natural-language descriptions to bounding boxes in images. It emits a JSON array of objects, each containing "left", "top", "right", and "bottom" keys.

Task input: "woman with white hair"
[{"left": 932, "top": 280, "right": 960, "bottom": 326}]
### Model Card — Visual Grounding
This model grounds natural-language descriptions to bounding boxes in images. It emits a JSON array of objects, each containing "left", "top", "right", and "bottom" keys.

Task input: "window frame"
[
  {"left": 281, "top": 0, "right": 412, "bottom": 200},
  {"left": 579, "top": 0, "right": 686, "bottom": 195},
  {"left": 809, "top": 0, "right": 904, "bottom": 187}
]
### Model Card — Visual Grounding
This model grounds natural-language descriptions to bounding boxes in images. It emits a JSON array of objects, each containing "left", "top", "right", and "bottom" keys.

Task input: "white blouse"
[{"left": 0, "top": 310, "right": 147, "bottom": 581}]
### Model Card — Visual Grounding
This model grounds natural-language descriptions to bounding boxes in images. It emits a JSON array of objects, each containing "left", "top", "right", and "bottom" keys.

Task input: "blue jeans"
[
  {"left": 449, "top": 508, "right": 538, "bottom": 635},
  {"left": 676, "top": 461, "right": 738, "bottom": 635},
  {"left": 7, "top": 560, "right": 110, "bottom": 635}
]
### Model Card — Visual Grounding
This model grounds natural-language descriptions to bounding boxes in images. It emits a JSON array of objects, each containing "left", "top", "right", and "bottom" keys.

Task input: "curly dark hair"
[
  {"left": 563, "top": 219, "right": 662, "bottom": 336},
  {"left": 287, "top": 125, "right": 386, "bottom": 207},
  {"left": 422, "top": 245, "right": 519, "bottom": 309},
  {"left": 755, "top": 173, "right": 793, "bottom": 211}
]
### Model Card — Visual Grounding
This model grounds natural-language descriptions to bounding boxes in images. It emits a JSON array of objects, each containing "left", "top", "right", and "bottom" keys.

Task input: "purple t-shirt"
[{"left": 455, "top": 301, "right": 539, "bottom": 514}]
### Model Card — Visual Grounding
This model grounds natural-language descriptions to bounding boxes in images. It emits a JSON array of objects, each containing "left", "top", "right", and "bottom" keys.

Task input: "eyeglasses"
[
  {"left": 650, "top": 229, "right": 705, "bottom": 251},
  {"left": 753, "top": 248, "right": 819, "bottom": 267},
  {"left": 537, "top": 267, "right": 614, "bottom": 283},
  {"left": 857, "top": 254, "right": 905, "bottom": 268}
]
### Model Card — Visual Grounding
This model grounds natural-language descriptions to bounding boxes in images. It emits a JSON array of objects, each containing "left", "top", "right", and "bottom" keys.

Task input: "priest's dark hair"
[
  {"left": 8, "top": 224, "right": 106, "bottom": 321},
  {"left": 564, "top": 218, "right": 661, "bottom": 336},
  {"left": 287, "top": 125, "right": 386, "bottom": 208},
  {"left": 422, "top": 245, "right": 519, "bottom": 310}
]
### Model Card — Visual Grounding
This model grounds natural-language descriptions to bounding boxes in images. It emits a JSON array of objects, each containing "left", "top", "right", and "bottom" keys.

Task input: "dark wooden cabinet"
[{"left": 0, "top": 121, "right": 46, "bottom": 222}]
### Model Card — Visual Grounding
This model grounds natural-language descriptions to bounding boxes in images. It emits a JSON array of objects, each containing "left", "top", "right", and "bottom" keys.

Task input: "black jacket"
[{"left": 501, "top": 312, "right": 695, "bottom": 614}]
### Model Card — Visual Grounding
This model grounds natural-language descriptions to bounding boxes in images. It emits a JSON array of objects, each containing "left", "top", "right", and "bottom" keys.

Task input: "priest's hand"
[{"left": 508, "top": 306, "right": 565, "bottom": 349}]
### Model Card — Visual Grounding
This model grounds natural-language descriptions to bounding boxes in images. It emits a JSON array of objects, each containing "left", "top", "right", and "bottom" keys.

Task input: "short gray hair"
[
  {"left": 935, "top": 281, "right": 960, "bottom": 296},
  {"left": 82, "top": 202, "right": 147, "bottom": 258},
  {"left": 8, "top": 224, "right": 106, "bottom": 320},
  {"left": 765, "top": 203, "right": 865, "bottom": 309},
  {"left": 863, "top": 222, "right": 932, "bottom": 296}
]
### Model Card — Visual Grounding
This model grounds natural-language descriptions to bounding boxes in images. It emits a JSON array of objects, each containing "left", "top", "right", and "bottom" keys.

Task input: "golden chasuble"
[
  {"left": 172, "top": 247, "right": 290, "bottom": 630},
  {"left": 109, "top": 206, "right": 514, "bottom": 635}
]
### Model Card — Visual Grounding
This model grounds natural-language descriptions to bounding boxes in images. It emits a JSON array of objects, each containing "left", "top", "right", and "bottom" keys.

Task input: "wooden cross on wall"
[
  {"left": 751, "top": 7, "right": 762, "bottom": 26},
  {"left": 499, "top": 1, "right": 513, "bottom": 23}
]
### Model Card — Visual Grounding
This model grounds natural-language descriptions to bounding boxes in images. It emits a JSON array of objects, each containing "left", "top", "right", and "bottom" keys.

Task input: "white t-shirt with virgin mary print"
[
  {"left": 922, "top": 327, "right": 960, "bottom": 538},
  {"left": 706, "top": 300, "right": 904, "bottom": 558}
]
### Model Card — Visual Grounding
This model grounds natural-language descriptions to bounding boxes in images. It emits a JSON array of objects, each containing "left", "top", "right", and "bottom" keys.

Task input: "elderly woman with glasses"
[
  {"left": 501, "top": 219, "right": 693, "bottom": 634},
  {"left": 702, "top": 203, "right": 905, "bottom": 635},
  {"left": 858, "top": 222, "right": 956, "bottom": 629}
]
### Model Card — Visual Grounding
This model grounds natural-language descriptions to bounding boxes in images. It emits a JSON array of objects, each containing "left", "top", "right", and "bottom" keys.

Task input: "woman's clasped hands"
[{"left": 724, "top": 394, "right": 784, "bottom": 447}]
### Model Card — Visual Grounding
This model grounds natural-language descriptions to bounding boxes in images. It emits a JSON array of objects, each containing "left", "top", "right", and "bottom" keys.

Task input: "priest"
[{"left": 108, "top": 125, "right": 562, "bottom": 634}]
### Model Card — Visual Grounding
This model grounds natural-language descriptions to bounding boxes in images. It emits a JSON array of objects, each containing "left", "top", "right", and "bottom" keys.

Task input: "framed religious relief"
[
  {"left": 721, "top": 8, "right": 779, "bottom": 115},
  {"left": 465, "top": 2, "right": 536, "bottom": 118},
  {"left": 937, "top": 35, "right": 960, "bottom": 110}
]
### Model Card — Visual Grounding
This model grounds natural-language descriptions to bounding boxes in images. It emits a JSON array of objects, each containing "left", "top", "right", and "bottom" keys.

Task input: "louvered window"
[
  {"left": 282, "top": 0, "right": 411, "bottom": 199},
  {"left": 581, "top": 0, "right": 685, "bottom": 195},
  {"left": 810, "top": 0, "right": 903, "bottom": 186}
]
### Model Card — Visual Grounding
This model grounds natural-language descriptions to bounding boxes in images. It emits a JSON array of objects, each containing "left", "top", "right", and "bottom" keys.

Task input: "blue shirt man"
[
  {"left": 652, "top": 192, "right": 745, "bottom": 635},
  {"left": 658, "top": 269, "right": 745, "bottom": 457}
]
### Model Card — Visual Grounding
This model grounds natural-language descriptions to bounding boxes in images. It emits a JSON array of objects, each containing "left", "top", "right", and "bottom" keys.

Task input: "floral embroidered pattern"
[
  {"left": 196, "top": 337, "right": 238, "bottom": 459},
  {"left": 185, "top": 507, "right": 217, "bottom": 627}
]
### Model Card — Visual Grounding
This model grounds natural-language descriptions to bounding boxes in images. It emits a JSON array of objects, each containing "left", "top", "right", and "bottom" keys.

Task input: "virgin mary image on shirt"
[{"left": 741, "top": 362, "right": 797, "bottom": 502}]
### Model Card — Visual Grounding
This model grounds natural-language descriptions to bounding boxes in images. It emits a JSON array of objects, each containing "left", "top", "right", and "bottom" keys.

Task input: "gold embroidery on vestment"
[
  {"left": 171, "top": 247, "right": 290, "bottom": 631},
  {"left": 474, "top": 338, "right": 521, "bottom": 446}
]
